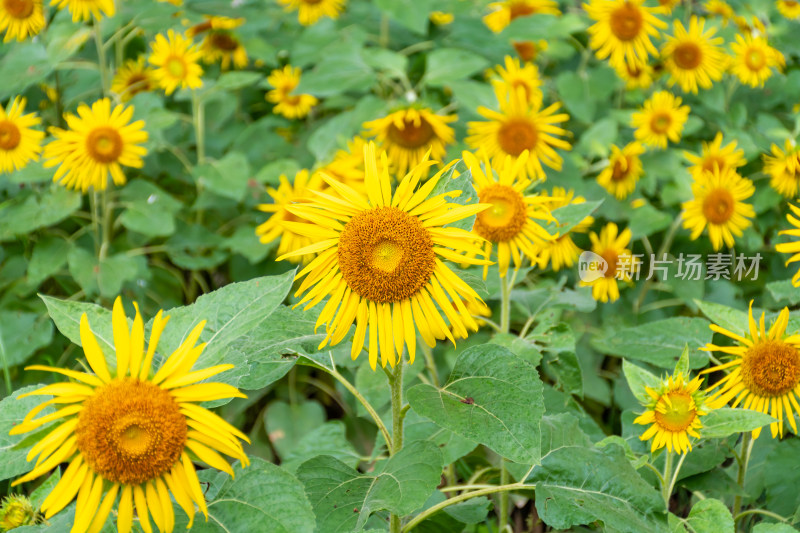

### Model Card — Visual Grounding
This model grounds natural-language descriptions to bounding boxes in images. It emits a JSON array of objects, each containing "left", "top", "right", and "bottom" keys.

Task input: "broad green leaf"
[
  {"left": 404, "top": 409, "right": 478, "bottom": 464},
  {"left": 295, "top": 41, "right": 375, "bottom": 96},
  {"left": 280, "top": 421, "right": 360, "bottom": 474},
  {"left": 675, "top": 344, "right": 690, "bottom": 376},
  {"left": 66, "top": 248, "right": 144, "bottom": 298},
  {"left": 623, "top": 359, "right": 662, "bottom": 405},
  {"left": 215, "top": 71, "right": 262, "bottom": 91},
  {"left": 766, "top": 279, "right": 800, "bottom": 305},
  {"left": 686, "top": 498, "right": 734, "bottom": 533},
  {"left": 264, "top": 400, "right": 326, "bottom": 459},
  {"left": 700, "top": 408, "right": 775, "bottom": 439},
  {"left": 40, "top": 295, "right": 115, "bottom": 360},
  {"left": 192, "top": 152, "right": 251, "bottom": 202},
  {"left": 118, "top": 179, "right": 181, "bottom": 237},
  {"left": 763, "top": 438, "right": 800, "bottom": 518},
  {"left": 423, "top": 48, "right": 489, "bottom": 87},
  {"left": 0, "top": 187, "right": 81, "bottom": 242},
  {"left": 694, "top": 300, "right": 749, "bottom": 335},
  {"left": 752, "top": 524, "right": 799, "bottom": 533},
  {"left": 548, "top": 200, "right": 603, "bottom": 235},
  {"left": 307, "top": 96, "right": 387, "bottom": 161},
  {"left": 0, "top": 385, "right": 53, "bottom": 482},
  {"left": 629, "top": 203, "right": 673, "bottom": 239},
  {"left": 407, "top": 343, "right": 544, "bottom": 464},
  {"left": 27, "top": 236, "right": 71, "bottom": 285},
  {"left": 556, "top": 71, "right": 594, "bottom": 123},
  {"left": 0, "top": 311, "right": 53, "bottom": 368},
  {"left": 373, "top": 0, "right": 431, "bottom": 34},
  {"left": 297, "top": 440, "right": 443, "bottom": 531},
  {"left": 0, "top": 43, "right": 52, "bottom": 100},
  {"left": 430, "top": 165, "right": 479, "bottom": 231}
]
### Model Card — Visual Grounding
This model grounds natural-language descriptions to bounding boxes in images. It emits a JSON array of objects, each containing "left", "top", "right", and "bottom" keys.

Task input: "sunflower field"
[{"left": 5, "top": 0, "right": 800, "bottom": 532}]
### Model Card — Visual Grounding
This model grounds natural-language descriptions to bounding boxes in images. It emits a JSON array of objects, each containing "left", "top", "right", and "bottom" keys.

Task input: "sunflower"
[
  {"left": 490, "top": 55, "right": 543, "bottom": 105},
  {"left": 634, "top": 372, "right": 709, "bottom": 453},
  {"left": 185, "top": 15, "right": 243, "bottom": 37},
  {"left": 0, "top": 0, "right": 44, "bottom": 42},
  {"left": 763, "top": 140, "right": 800, "bottom": 198},
  {"left": 681, "top": 166, "right": 755, "bottom": 251},
  {"left": 631, "top": 90, "right": 690, "bottom": 149},
  {"left": 684, "top": 132, "right": 746, "bottom": 180},
  {"left": 534, "top": 187, "right": 594, "bottom": 271},
  {"left": 266, "top": 65, "right": 318, "bottom": 120},
  {"left": 44, "top": 98, "right": 148, "bottom": 193},
  {"left": 512, "top": 39, "right": 548, "bottom": 62},
  {"left": 148, "top": 30, "right": 204, "bottom": 96},
  {"left": 584, "top": 0, "right": 666, "bottom": 70},
  {"left": 363, "top": 107, "right": 456, "bottom": 178},
  {"left": 704, "top": 0, "right": 734, "bottom": 21},
  {"left": 729, "top": 34, "right": 784, "bottom": 88},
  {"left": 658, "top": 0, "right": 681, "bottom": 13},
  {"left": 596, "top": 142, "right": 645, "bottom": 200},
  {"left": 189, "top": 18, "right": 247, "bottom": 71},
  {"left": 662, "top": 17, "right": 726, "bottom": 93},
  {"left": 580, "top": 222, "right": 637, "bottom": 303},
  {"left": 275, "top": 142, "right": 489, "bottom": 370},
  {"left": 777, "top": 0, "right": 800, "bottom": 18},
  {"left": 776, "top": 204, "right": 800, "bottom": 287},
  {"left": 430, "top": 11, "right": 454, "bottom": 25},
  {"left": 703, "top": 302, "right": 800, "bottom": 439},
  {"left": 9, "top": 297, "right": 249, "bottom": 532},
  {"left": 277, "top": 0, "right": 345, "bottom": 25},
  {"left": 0, "top": 96, "right": 44, "bottom": 174},
  {"left": 613, "top": 60, "right": 656, "bottom": 90},
  {"left": 256, "top": 169, "right": 325, "bottom": 264},
  {"left": 483, "top": 0, "right": 561, "bottom": 33},
  {"left": 111, "top": 58, "right": 156, "bottom": 102},
  {"left": 50, "top": 0, "right": 113, "bottom": 21},
  {"left": 467, "top": 88, "right": 571, "bottom": 182}
]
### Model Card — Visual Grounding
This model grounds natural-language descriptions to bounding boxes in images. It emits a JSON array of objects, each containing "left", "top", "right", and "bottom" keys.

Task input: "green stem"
[
  {"left": 99, "top": 189, "right": 112, "bottom": 260},
  {"left": 500, "top": 269, "right": 515, "bottom": 334},
  {"left": 90, "top": 190, "right": 101, "bottom": 257},
  {"left": 389, "top": 356, "right": 405, "bottom": 533},
  {"left": 499, "top": 459, "right": 510, "bottom": 530},
  {"left": 666, "top": 452, "right": 687, "bottom": 500},
  {"left": 0, "top": 330, "right": 12, "bottom": 395},
  {"left": 93, "top": 19, "right": 109, "bottom": 96},
  {"left": 734, "top": 509, "right": 789, "bottom": 524},
  {"left": 192, "top": 91, "right": 206, "bottom": 224},
  {"left": 379, "top": 14, "right": 390, "bottom": 48},
  {"left": 421, "top": 342, "right": 440, "bottom": 388},
  {"left": 328, "top": 367, "right": 393, "bottom": 453},
  {"left": 662, "top": 451, "right": 674, "bottom": 508},
  {"left": 733, "top": 432, "right": 753, "bottom": 519}
]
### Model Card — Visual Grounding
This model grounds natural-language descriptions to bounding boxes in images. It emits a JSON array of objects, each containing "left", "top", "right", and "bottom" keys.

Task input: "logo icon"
[{"left": 578, "top": 251, "right": 608, "bottom": 283}]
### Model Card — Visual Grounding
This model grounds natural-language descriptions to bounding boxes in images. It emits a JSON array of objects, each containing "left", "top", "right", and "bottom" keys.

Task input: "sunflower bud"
[{"left": 0, "top": 495, "right": 39, "bottom": 531}]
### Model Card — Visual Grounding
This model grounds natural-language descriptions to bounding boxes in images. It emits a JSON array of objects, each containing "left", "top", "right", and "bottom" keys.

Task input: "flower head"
[
  {"left": 764, "top": 140, "right": 800, "bottom": 198},
  {"left": 50, "top": 0, "right": 113, "bottom": 22},
  {"left": 148, "top": 30, "right": 204, "bottom": 95},
  {"left": 684, "top": 132, "right": 746, "bottom": 180},
  {"left": 489, "top": 55, "right": 543, "bottom": 106},
  {"left": 584, "top": 0, "right": 667, "bottom": 70},
  {"left": 0, "top": 0, "right": 44, "bottom": 42},
  {"left": 662, "top": 17, "right": 726, "bottom": 93},
  {"left": 580, "top": 222, "right": 637, "bottom": 303},
  {"left": 597, "top": 142, "right": 645, "bottom": 200},
  {"left": 0, "top": 96, "right": 44, "bottom": 174},
  {"left": 613, "top": 60, "right": 656, "bottom": 90},
  {"left": 534, "top": 187, "right": 594, "bottom": 271},
  {"left": 278, "top": 0, "right": 345, "bottom": 25},
  {"left": 483, "top": 0, "right": 561, "bottom": 32},
  {"left": 777, "top": 0, "right": 800, "bottom": 18},
  {"left": 266, "top": 65, "right": 318, "bottom": 120},
  {"left": 775, "top": 203, "right": 800, "bottom": 287},
  {"left": 730, "top": 33, "right": 784, "bottom": 88},
  {"left": 0, "top": 495, "right": 39, "bottom": 530},
  {"left": 111, "top": 57, "right": 156, "bottom": 102},
  {"left": 631, "top": 90, "right": 690, "bottom": 149}
]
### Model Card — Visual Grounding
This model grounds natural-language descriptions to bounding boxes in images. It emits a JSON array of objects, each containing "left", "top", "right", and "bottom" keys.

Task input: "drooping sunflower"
[
  {"left": 729, "top": 34, "right": 784, "bottom": 88},
  {"left": 634, "top": 372, "right": 709, "bottom": 453},
  {"left": 111, "top": 58, "right": 156, "bottom": 102},
  {"left": 44, "top": 98, "right": 148, "bottom": 192},
  {"left": 580, "top": 222, "right": 637, "bottom": 303},
  {"left": 50, "top": 0, "right": 113, "bottom": 21},
  {"left": 703, "top": 302, "right": 800, "bottom": 439},
  {"left": 596, "top": 142, "right": 645, "bottom": 200},
  {"left": 148, "top": 30, "right": 204, "bottom": 96},
  {"left": 661, "top": 17, "right": 726, "bottom": 93},
  {"left": 266, "top": 65, "right": 318, "bottom": 120},
  {"left": 0, "top": 0, "right": 44, "bottom": 42},
  {"left": 363, "top": 107, "right": 456, "bottom": 178},
  {"left": 277, "top": 0, "right": 345, "bottom": 25},
  {"left": 190, "top": 17, "right": 248, "bottom": 71},
  {"left": 681, "top": 166, "right": 755, "bottom": 251},
  {"left": 534, "top": 187, "right": 594, "bottom": 271},
  {"left": 631, "top": 90, "right": 690, "bottom": 149},
  {"left": 684, "top": 132, "right": 746, "bottom": 180},
  {"left": 776, "top": 203, "right": 800, "bottom": 287},
  {"left": 705, "top": 0, "right": 734, "bottom": 21},
  {"left": 777, "top": 0, "right": 800, "bottom": 18},
  {"left": 256, "top": 169, "right": 325, "bottom": 264},
  {"left": 0, "top": 96, "right": 44, "bottom": 174},
  {"left": 275, "top": 142, "right": 490, "bottom": 370},
  {"left": 467, "top": 88, "right": 571, "bottom": 182},
  {"left": 489, "top": 55, "right": 543, "bottom": 105},
  {"left": 584, "top": 0, "right": 667, "bottom": 70},
  {"left": 763, "top": 140, "right": 800, "bottom": 198},
  {"left": 614, "top": 60, "right": 656, "bottom": 90},
  {"left": 10, "top": 297, "right": 250, "bottom": 532}
]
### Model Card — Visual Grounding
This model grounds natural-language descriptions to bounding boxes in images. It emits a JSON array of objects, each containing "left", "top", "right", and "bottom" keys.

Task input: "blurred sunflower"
[
  {"left": 657, "top": 0, "right": 681, "bottom": 13},
  {"left": 464, "top": 150, "right": 555, "bottom": 278},
  {"left": 730, "top": 34, "right": 784, "bottom": 88},
  {"left": 596, "top": 142, "right": 645, "bottom": 200},
  {"left": 0, "top": 96, "right": 44, "bottom": 174},
  {"left": 483, "top": 0, "right": 561, "bottom": 33},
  {"left": 10, "top": 297, "right": 249, "bottom": 532},
  {"left": 276, "top": 142, "right": 490, "bottom": 369},
  {"left": 777, "top": 0, "right": 800, "bottom": 18},
  {"left": 0, "top": 0, "right": 44, "bottom": 42},
  {"left": 512, "top": 39, "right": 548, "bottom": 62},
  {"left": 763, "top": 140, "right": 800, "bottom": 198},
  {"left": 314, "top": 136, "right": 388, "bottom": 194},
  {"left": 776, "top": 203, "right": 800, "bottom": 287},
  {"left": 681, "top": 166, "right": 755, "bottom": 251},
  {"left": 684, "top": 132, "right": 746, "bottom": 180},
  {"left": 631, "top": 90, "right": 690, "bottom": 149},
  {"left": 613, "top": 60, "right": 655, "bottom": 90},
  {"left": 148, "top": 30, "right": 204, "bottom": 95},
  {"left": 584, "top": 0, "right": 666, "bottom": 70},
  {"left": 256, "top": 169, "right": 325, "bottom": 264},
  {"left": 111, "top": 58, "right": 156, "bottom": 102},
  {"left": 466, "top": 88, "right": 571, "bottom": 182},
  {"left": 266, "top": 65, "right": 318, "bottom": 120},
  {"left": 704, "top": 0, "right": 734, "bottom": 21},
  {"left": 278, "top": 0, "right": 345, "bottom": 26},
  {"left": 188, "top": 16, "right": 248, "bottom": 70},
  {"left": 50, "top": 0, "right": 113, "bottom": 21},
  {"left": 662, "top": 17, "right": 726, "bottom": 93},
  {"left": 44, "top": 98, "right": 148, "bottom": 192},
  {"left": 580, "top": 222, "right": 637, "bottom": 303},
  {"left": 363, "top": 107, "right": 456, "bottom": 177},
  {"left": 634, "top": 372, "right": 709, "bottom": 453},
  {"left": 489, "top": 55, "right": 543, "bottom": 105},
  {"left": 534, "top": 187, "right": 594, "bottom": 271},
  {"left": 703, "top": 302, "right": 800, "bottom": 439}
]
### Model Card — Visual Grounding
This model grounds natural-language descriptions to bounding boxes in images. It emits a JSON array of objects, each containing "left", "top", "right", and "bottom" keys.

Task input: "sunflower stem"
[
  {"left": 498, "top": 269, "right": 516, "bottom": 530},
  {"left": 666, "top": 452, "right": 687, "bottom": 499},
  {"left": 99, "top": 188, "right": 112, "bottom": 260},
  {"left": 389, "top": 355, "right": 405, "bottom": 533},
  {"left": 93, "top": 19, "right": 110, "bottom": 97},
  {"left": 498, "top": 458, "right": 510, "bottom": 530},
  {"left": 662, "top": 451, "right": 674, "bottom": 508},
  {"left": 732, "top": 432, "right": 753, "bottom": 519},
  {"left": 192, "top": 90, "right": 206, "bottom": 225},
  {"left": 90, "top": 190, "right": 101, "bottom": 258}
]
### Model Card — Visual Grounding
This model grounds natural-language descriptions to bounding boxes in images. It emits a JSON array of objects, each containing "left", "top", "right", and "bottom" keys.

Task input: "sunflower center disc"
[
  {"left": 742, "top": 339, "right": 800, "bottom": 397},
  {"left": 0, "top": 120, "right": 21, "bottom": 150},
  {"left": 388, "top": 118, "right": 434, "bottom": 149},
  {"left": 509, "top": 2, "right": 536, "bottom": 19},
  {"left": 745, "top": 49, "right": 766, "bottom": 70},
  {"left": 3, "top": 0, "right": 34, "bottom": 18},
  {"left": 338, "top": 206, "right": 435, "bottom": 303},
  {"left": 86, "top": 126, "right": 124, "bottom": 164},
  {"left": 702, "top": 187, "right": 735, "bottom": 224},
  {"left": 674, "top": 42, "right": 703, "bottom": 70},
  {"left": 609, "top": 3, "right": 643, "bottom": 41},
  {"left": 649, "top": 112, "right": 672, "bottom": 134},
  {"left": 600, "top": 249, "right": 619, "bottom": 278},
  {"left": 75, "top": 379, "right": 187, "bottom": 485},
  {"left": 211, "top": 32, "right": 239, "bottom": 52},
  {"left": 611, "top": 157, "right": 631, "bottom": 181},
  {"left": 498, "top": 119, "right": 537, "bottom": 156},
  {"left": 166, "top": 56, "right": 186, "bottom": 78},
  {"left": 474, "top": 184, "right": 527, "bottom": 242},
  {"left": 654, "top": 391, "right": 696, "bottom": 432}
]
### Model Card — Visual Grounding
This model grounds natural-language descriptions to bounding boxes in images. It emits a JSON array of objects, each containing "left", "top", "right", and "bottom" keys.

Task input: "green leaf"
[
  {"left": 675, "top": 344, "right": 690, "bottom": 376},
  {"left": 0, "top": 43, "right": 53, "bottom": 100},
  {"left": 694, "top": 300, "right": 748, "bottom": 335},
  {"left": 295, "top": 41, "right": 375, "bottom": 97},
  {"left": 403, "top": 409, "right": 478, "bottom": 464},
  {"left": 264, "top": 400, "right": 326, "bottom": 459},
  {"left": 280, "top": 421, "right": 360, "bottom": 474},
  {"left": 297, "top": 440, "right": 443, "bottom": 531},
  {"left": 623, "top": 359, "right": 661, "bottom": 405},
  {"left": 686, "top": 499, "right": 734, "bottom": 533},
  {"left": 548, "top": 200, "right": 602, "bottom": 235},
  {"left": 407, "top": 343, "right": 544, "bottom": 464},
  {"left": 629, "top": 203, "right": 673, "bottom": 239},
  {"left": 430, "top": 165, "right": 479, "bottom": 230},
  {"left": 752, "top": 524, "right": 799, "bottom": 533},
  {"left": 556, "top": 71, "right": 594, "bottom": 123},
  {"left": 0, "top": 385, "right": 53, "bottom": 482},
  {"left": 192, "top": 152, "right": 251, "bottom": 202},
  {"left": 763, "top": 438, "right": 800, "bottom": 519},
  {"left": 118, "top": 179, "right": 181, "bottom": 237},
  {"left": 373, "top": 0, "right": 432, "bottom": 34},
  {"left": 40, "top": 295, "right": 115, "bottom": 361},
  {"left": 700, "top": 408, "right": 775, "bottom": 439},
  {"left": 215, "top": 71, "right": 262, "bottom": 91},
  {"left": 0, "top": 187, "right": 81, "bottom": 242},
  {"left": 307, "top": 96, "right": 387, "bottom": 161},
  {"left": 423, "top": 48, "right": 489, "bottom": 87},
  {"left": 27, "top": 236, "right": 71, "bottom": 285},
  {"left": 766, "top": 279, "right": 800, "bottom": 305},
  {"left": 0, "top": 311, "right": 53, "bottom": 368}
]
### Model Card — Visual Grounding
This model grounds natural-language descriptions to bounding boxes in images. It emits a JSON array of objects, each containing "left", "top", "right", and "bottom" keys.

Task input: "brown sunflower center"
[
  {"left": 741, "top": 339, "right": 800, "bottom": 397},
  {"left": 600, "top": 249, "right": 619, "bottom": 278},
  {"left": 301, "top": 0, "right": 323, "bottom": 5},
  {"left": 513, "top": 40, "right": 537, "bottom": 62},
  {"left": 626, "top": 64, "right": 643, "bottom": 78},
  {"left": 125, "top": 74, "right": 150, "bottom": 95},
  {"left": 744, "top": 48, "right": 766, "bottom": 70},
  {"left": 86, "top": 126, "right": 123, "bottom": 164},
  {"left": 387, "top": 117, "right": 434, "bottom": 149},
  {"left": 473, "top": 183, "right": 527, "bottom": 242},
  {"left": 0, "top": 120, "right": 21, "bottom": 151},
  {"left": 649, "top": 112, "right": 673, "bottom": 134},
  {"left": 654, "top": 390, "right": 697, "bottom": 432},
  {"left": 337, "top": 206, "right": 435, "bottom": 303},
  {"left": 210, "top": 32, "right": 239, "bottom": 52},
  {"left": 611, "top": 156, "right": 631, "bottom": 181},
  {"left": 166, "top": 56, "right": 186, "bottom": 78},
  {"left": 3, "top": 0, "right": 34, "bottom": 19},
  {"left": 509, "top": 2, "right": 536, "bottom": 19},
  {"left": 75, "top": 379, "right": 187, "bottom": 485},
  {"left": 702, "top": 187, "right": 735, "bottom": 224},
  {"left": 609, "top": 3, "right": 644, "bottom": 41},
  {"left": 673, "top": 42, "right": 703, "bottom": 70},
  {"left": 497, "top": 118, "right": 538, "bottom": 156}
]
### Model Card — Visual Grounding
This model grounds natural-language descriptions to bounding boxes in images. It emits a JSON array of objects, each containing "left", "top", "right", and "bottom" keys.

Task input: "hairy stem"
[{"left": 733, "top": 432, "right": 754, "bottom": 520}]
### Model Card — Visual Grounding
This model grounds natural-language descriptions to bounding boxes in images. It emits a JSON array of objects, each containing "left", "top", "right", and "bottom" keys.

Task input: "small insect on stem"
[{"left": 460, "top": 397, "right": 475, "bottom": 404}]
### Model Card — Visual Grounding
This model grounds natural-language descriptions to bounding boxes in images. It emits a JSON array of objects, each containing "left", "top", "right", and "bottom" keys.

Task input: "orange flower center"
[
  {"left": 125, "top": 73, "right": 151, "bottom": 95},
  {"left": 654, "top": 390, "right": 697, "bottom": 432},
  {"left": 86, "top": 126, "right": 123, "bottom": 164},
  {"left": 509, "top": 1, "right": 536, "bottom": 19},
  {"left": 673, "top": 42, "right": 703, "bottom": 70},
  {"left": 166, "top": 56, "right": 186, "bottom": 78},
  {"left": 744, "top": 48, "right": 766, "bottom": 70},
  {"left": 497, "top": 118, "right": 537, "bottom": 156},
  {"left": 741, "top": 339, "right": 800, "bottom": 397},
  {"left": 388, "top": 117, "right": 435, "bottom": 149},
  {"left": 0, "top": 120, "right": 21, "bottom": 151},
  {"left": 609, "top": 3, "right": 644, "bottom": 41},
  {"left": 600, "top": 249, "right": 619, "bottom": 278},
  {"left": 3, "top": 0, "right": 34, "bottom": 19},
  {"left": 474, "top": 183, "right": 527, "bottom": 242},
  {"left": 649, "top": 112, "right": 672, "bottom": 134},
  {"left": 210, "top": 31, "right": 239, "bottom": 52},
  {"left": 513, "top": 40, "right": 537, "bottom": 62},
  {"left": 611, "top": 156, "right": 631, "bottom": 181},
  {"left": 702, "top": 187, "right": 735, "bottom": 224}
]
